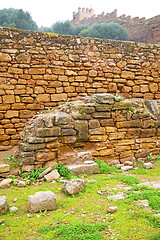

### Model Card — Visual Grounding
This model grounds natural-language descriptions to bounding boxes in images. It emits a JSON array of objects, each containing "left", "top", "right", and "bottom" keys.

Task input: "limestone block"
[
  {"left": 92, "top": 93, "right": 115, "bottom": 104},
  {"left": 51, "top": 93, "right": 67, "bottom": 102},
  {"left": 67, "top": 162, "right": 99, "bottom": 175},
  {"left": 19, "top": 143, "right": 45, "bottom": 152},
  {"left": 44, "top": 170, "right": 60, "bottom": 182},
  {"left": 121, "top": 71, "right": 135, "bottom": 79},
  {"left": 0, "top": 53, "right": 11, "bottom": 62},
  {"left": 113, "top": 101, "right": 132, "bottom": 110},
  {"left": 89, "top": 127, "right": 105, "bottom": 135},
  {"left": 0, "top": 164, "right": 10, "bottom": 173},
  {"left": 99, "top": 149, "right": 114, "bottom": 156},
  {"left": 36, "top": 151, "right": 56, "bottom": 162},
  {"left": 0, "top": 196, "right": 8, "bottom": 214},
  {"left": 62, "top": 179, "right": 86, "bottom": 195},
  {"left": 28, "top": 191, "right": 56, "bottom": 213},
  {"left": 3, "top": 95, "right": 15, "bottom": 104},
  {"left": 75, "top": 120, "right": 88, "bottom": 141},
  {"left": 89, "top": 119, "right": 100, "bottom": 129},
  {"left": 36, "top": 127, "right": 60, "bottom": 138}
]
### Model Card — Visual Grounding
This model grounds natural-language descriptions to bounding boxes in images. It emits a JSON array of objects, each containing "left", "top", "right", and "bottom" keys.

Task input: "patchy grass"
[{"left": 0, "top": 166, "right": 160, "bottom": 239}]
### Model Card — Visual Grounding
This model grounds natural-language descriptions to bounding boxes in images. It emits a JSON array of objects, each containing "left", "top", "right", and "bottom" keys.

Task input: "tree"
[
  {"left": 0, "top": 8, "right": 38, "bottom": 31},
  {"left": 51, "top": 20, "right": 88, "bottom": 36},
  {"left": 79, "top": 22, "right": 128, "bottom": 41}
]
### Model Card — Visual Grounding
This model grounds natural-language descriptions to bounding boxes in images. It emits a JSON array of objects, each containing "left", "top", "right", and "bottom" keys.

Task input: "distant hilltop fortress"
[{"left": 71, "top": 7, "right": 160, "bottom": 44}]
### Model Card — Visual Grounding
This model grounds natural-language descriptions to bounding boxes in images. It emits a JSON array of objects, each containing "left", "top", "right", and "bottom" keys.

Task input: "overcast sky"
[{"left": 0, "top": 0, "right": 159, "bottom": 27}]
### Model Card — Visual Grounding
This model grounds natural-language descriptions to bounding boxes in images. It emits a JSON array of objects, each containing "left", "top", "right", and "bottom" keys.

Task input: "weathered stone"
[
  {"left": 121, "top": 166, "right": 133, "bottom": 171},
  {"left": 19, "top": 143, "right": 45, "bottom": 152},
  {"left": 28, "top": 191, "right": 56, "bottom": 213},
  {"left": 61, "top": 128, "right": 76, "bottom": 136},
  {"left": 54, "top": 114, "right": 72, "bottom": 125},
  {"left": 92, "top": 112, "right": 110, "bottom": 119},
  {"left": 99, "top": 148, "right": 114, "bottom": 156},
  {"left": 36, "top": 127, "right": 60, "bottom": 138},
  {"left": 62, "top": 179, "right": 86, "bottom": 195},
  {"left": 89, "top": 119, "right": 100, "bottom": 129},
  {"left": 0, "top": 196, "right": 8, "bottom": 214},
  {"left": 107, "top": 206, "right": 118, "bottom": 213},
  {"left": 0, "top": 164, "right": 10, "bottom": 173},
  {"left": 39, "top": 167, "right": 53, "bottom": 178},
  {"left": 17, "top": 180, "right": 26, "bottom": 187},
  {"left": 0, "top": 179, "right": 13, "bottom": 188},
  {"left": 113, "top": 101, "right": 132, "bottom": 110},
  {"left": 75, "top": 120, "right": 88, "bottom": 141},
  {"left": 36, "top": 151, "right": 56, "bottom": 162},
  {"left": 0, "top": 53, "right": 11, "bottom": 62},
  {"left": 92, "top": 93, "right": 115, "bottom": 104},
  {"left": 22, "top": 165, "right": 34, "bottom": 172},
  {"left": 67, "top": 162, "right": 99, "bottom": 175},
  {"left": 108, "top": 193, "right": 125, "bottom": 201},
  {"left": 44, "top": 170, "right": 60, "bottom": 182},
  {"left": 143, "top": 162, "right": 152, "bottom": 169}
]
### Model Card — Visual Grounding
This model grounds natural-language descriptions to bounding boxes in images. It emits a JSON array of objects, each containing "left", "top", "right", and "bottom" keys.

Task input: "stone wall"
[
  {"left": 72, "top": 8, "right": 160, "bottom": 44},
  {"left": 0, "top": 27, "right": 160, "bottom": 149},
  {"left": 16, "top": 93, "right": 160, "bottom": 172}
]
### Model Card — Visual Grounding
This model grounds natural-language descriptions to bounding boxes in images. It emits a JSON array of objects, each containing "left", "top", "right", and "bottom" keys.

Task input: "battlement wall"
[{"left": 0, "top": 27, "right": 159, "bottom": 149}]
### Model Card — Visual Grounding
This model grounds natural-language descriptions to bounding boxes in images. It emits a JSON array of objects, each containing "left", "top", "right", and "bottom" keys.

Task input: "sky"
[{"left": 0, "top": 0, "right": 159, "bottom": 27}]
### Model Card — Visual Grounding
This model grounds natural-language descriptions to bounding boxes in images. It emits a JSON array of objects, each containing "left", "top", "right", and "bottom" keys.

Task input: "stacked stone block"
[
  {"left": 16, "top": 93, "right": 160, "bottom": 170},
  {"left": 0, "top": 28, "right": 159, "bottom": 149}
]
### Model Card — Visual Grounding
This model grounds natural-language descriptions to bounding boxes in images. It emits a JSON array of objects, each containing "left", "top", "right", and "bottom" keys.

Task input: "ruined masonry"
[{"left": 16, "top": 93, "right": 160, "bottom": 171}]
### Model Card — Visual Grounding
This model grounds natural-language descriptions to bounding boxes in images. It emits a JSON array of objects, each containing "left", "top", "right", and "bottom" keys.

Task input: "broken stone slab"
[
  {"left": 67, "top": 162, "right": 99, "bottom": 175},
  {"left": 28, "top": 191, "right": 56, "bottom": 213},
  {"left": 62, "top": 179, "right": 86, "bottom": 195},
  {"left": 78, "top": 151, "right": 92, "bottom": 163},
  {"left": 108, "top": 193, "right": 126, "bottom": 201},
  {"left": 0, "top": 196, "right": 8, "bottom": 214},
  {"left": 0, "top": 164, "right": 10, "bottom": 173},
  {"left": 0, "top": 179, "right": 13, "bottom": 188},
  {"left": 44, "top": 169, "right": 60, "bottom": 182},
  {"left": 115, "top": 164, "right": 124, "bottom": 169},
  {"left": 39, "top": 167, "right": 53, "bottom": 178},
  {"left": 143, "top": 162, "right": 152, "bottom": 169},
  {"left": 138, "top": 181, "right": 160, "bottom": 189}
]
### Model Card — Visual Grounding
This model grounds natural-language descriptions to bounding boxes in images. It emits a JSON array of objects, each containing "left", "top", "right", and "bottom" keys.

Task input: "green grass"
[{"left": 0, "top": 165, "right": 160, "bottom": 240}]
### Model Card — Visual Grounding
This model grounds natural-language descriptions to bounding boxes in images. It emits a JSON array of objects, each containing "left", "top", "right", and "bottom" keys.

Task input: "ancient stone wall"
[
  {"left": 72, "top": 8, "right": 160, "bottom": 44},
  {"left": 0, "top": 27, "right": 160, "bottom": 149},
  {"left": 16, "top": 93, "right": 160, "bottom": 172}
]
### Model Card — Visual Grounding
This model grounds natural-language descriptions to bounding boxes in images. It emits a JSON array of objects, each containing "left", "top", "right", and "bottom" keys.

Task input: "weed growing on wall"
[{"left": 3, "top": 154, "right": 19, "bottom": 168}]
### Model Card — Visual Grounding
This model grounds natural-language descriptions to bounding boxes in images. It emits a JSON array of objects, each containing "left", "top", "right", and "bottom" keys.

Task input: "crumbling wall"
[
  {"left": 16, "top": 93, "right": 160, "bottom": 171},
  {"left": 0, "top": 27, "right": 159, "bottom": 149}
]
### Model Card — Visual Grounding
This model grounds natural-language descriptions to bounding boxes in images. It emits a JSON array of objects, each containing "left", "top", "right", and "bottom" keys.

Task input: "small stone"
[
  {"left": 10, "top": 206, "right": 18, "bottom": 212},
  {"left": 0, "top": 178, "right": 13, "bottom": 188},
  {"left": 115, "top": 164, "right": 124, "bottom": 169},
  {"left": 27, "top": 214, "right": 31, "bottom": 218},
  {"left": 124, "top": 161, "right": 133, "bottom": 166},
  {"left": 107, "top": 206, "right": 118, "bottom": 213},
  {"left": 0, "top": 164, "right": 10, "bottom": 173},
  {"left": 0, "top": 196, "right": 8, "bottom": 214},
  {"left": 17, "top": 180, "right": 26, "bottom": 187},
  {"left": 121, "top": 166, "right": 133, "bottom": 171},
  {"left": 143, "top": 162, "right": 152, "bottom": 169},
  {"left": 108, "top": 193, "right": 125, "bottom": 201},
  {"left": 44, "top": 169, "right": 60, "bottom": 182},
  {"left": 13, "top": 198, "right": 17, "bottom": 202}
]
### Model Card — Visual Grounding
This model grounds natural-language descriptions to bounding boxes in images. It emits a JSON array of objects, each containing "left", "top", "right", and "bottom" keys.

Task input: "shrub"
[{"left": 94, "top": 159, "right": 117, "bottom": 174}]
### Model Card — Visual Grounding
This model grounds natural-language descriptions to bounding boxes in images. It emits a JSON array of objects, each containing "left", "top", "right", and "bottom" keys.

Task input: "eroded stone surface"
[
  {"left": 0, "top": 196, "right": 8, "bottom": 214},
  {"left": 62, "top": 179, "right": 86, "bottom": 195},
  {"left": 28, "top": 191, "right": 56, "bottom": 213}
]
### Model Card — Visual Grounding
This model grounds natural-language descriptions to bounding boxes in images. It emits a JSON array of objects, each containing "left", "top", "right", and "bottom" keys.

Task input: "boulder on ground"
[
  {"left": 28, "top": 191, "right": 56, "bottom": 213},
  {"left": 0, "top": 179, "right": 13, "bottom": 188},
  {"left": 62, "top": 178, "right": 86, "bottom": 195},
  {"left": 0, "top": 196, "right": 8, "bottom": 214},
  {"left": 107, "top": 206, "right": 118, "bottom": 213},
  {"left": 44, "top": 169, "right": 60, "bottom": 182}
]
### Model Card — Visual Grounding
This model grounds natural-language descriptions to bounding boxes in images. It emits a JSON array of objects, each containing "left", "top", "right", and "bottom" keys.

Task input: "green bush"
[
  {"left": 20, "top": 167, "right": 47, "bottom": 180},
  {"left": 94, "top": 159, "right": 117, "bottom": 174}
]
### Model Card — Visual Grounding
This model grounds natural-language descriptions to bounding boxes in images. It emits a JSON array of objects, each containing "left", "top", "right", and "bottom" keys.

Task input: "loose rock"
[
  {"left": 10, "top": 206, "right": 18, "bottom": 212},
  {"left": 0, "top": 196, "right": 8, "bottom": 214},
  {"left": 28, "top": 191, "right": 56, "bottom": 213},
  {"left": 39, "top": 167, "right": 53, "bottom": 178},
  {"left": 44, "top": 169, "right": 60, "bottom": 182},
  {"left": 107, "top": 206, "right": 118, "bottom": 213},
  {"left": 62, "top": 178, "right": 86, "bottom": 195},
  {"left": 143, "top": 162, "right": 152, "bottom": 169},
  {"left": 0, "top": 178, "right": 13, "bottom": 188}
]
